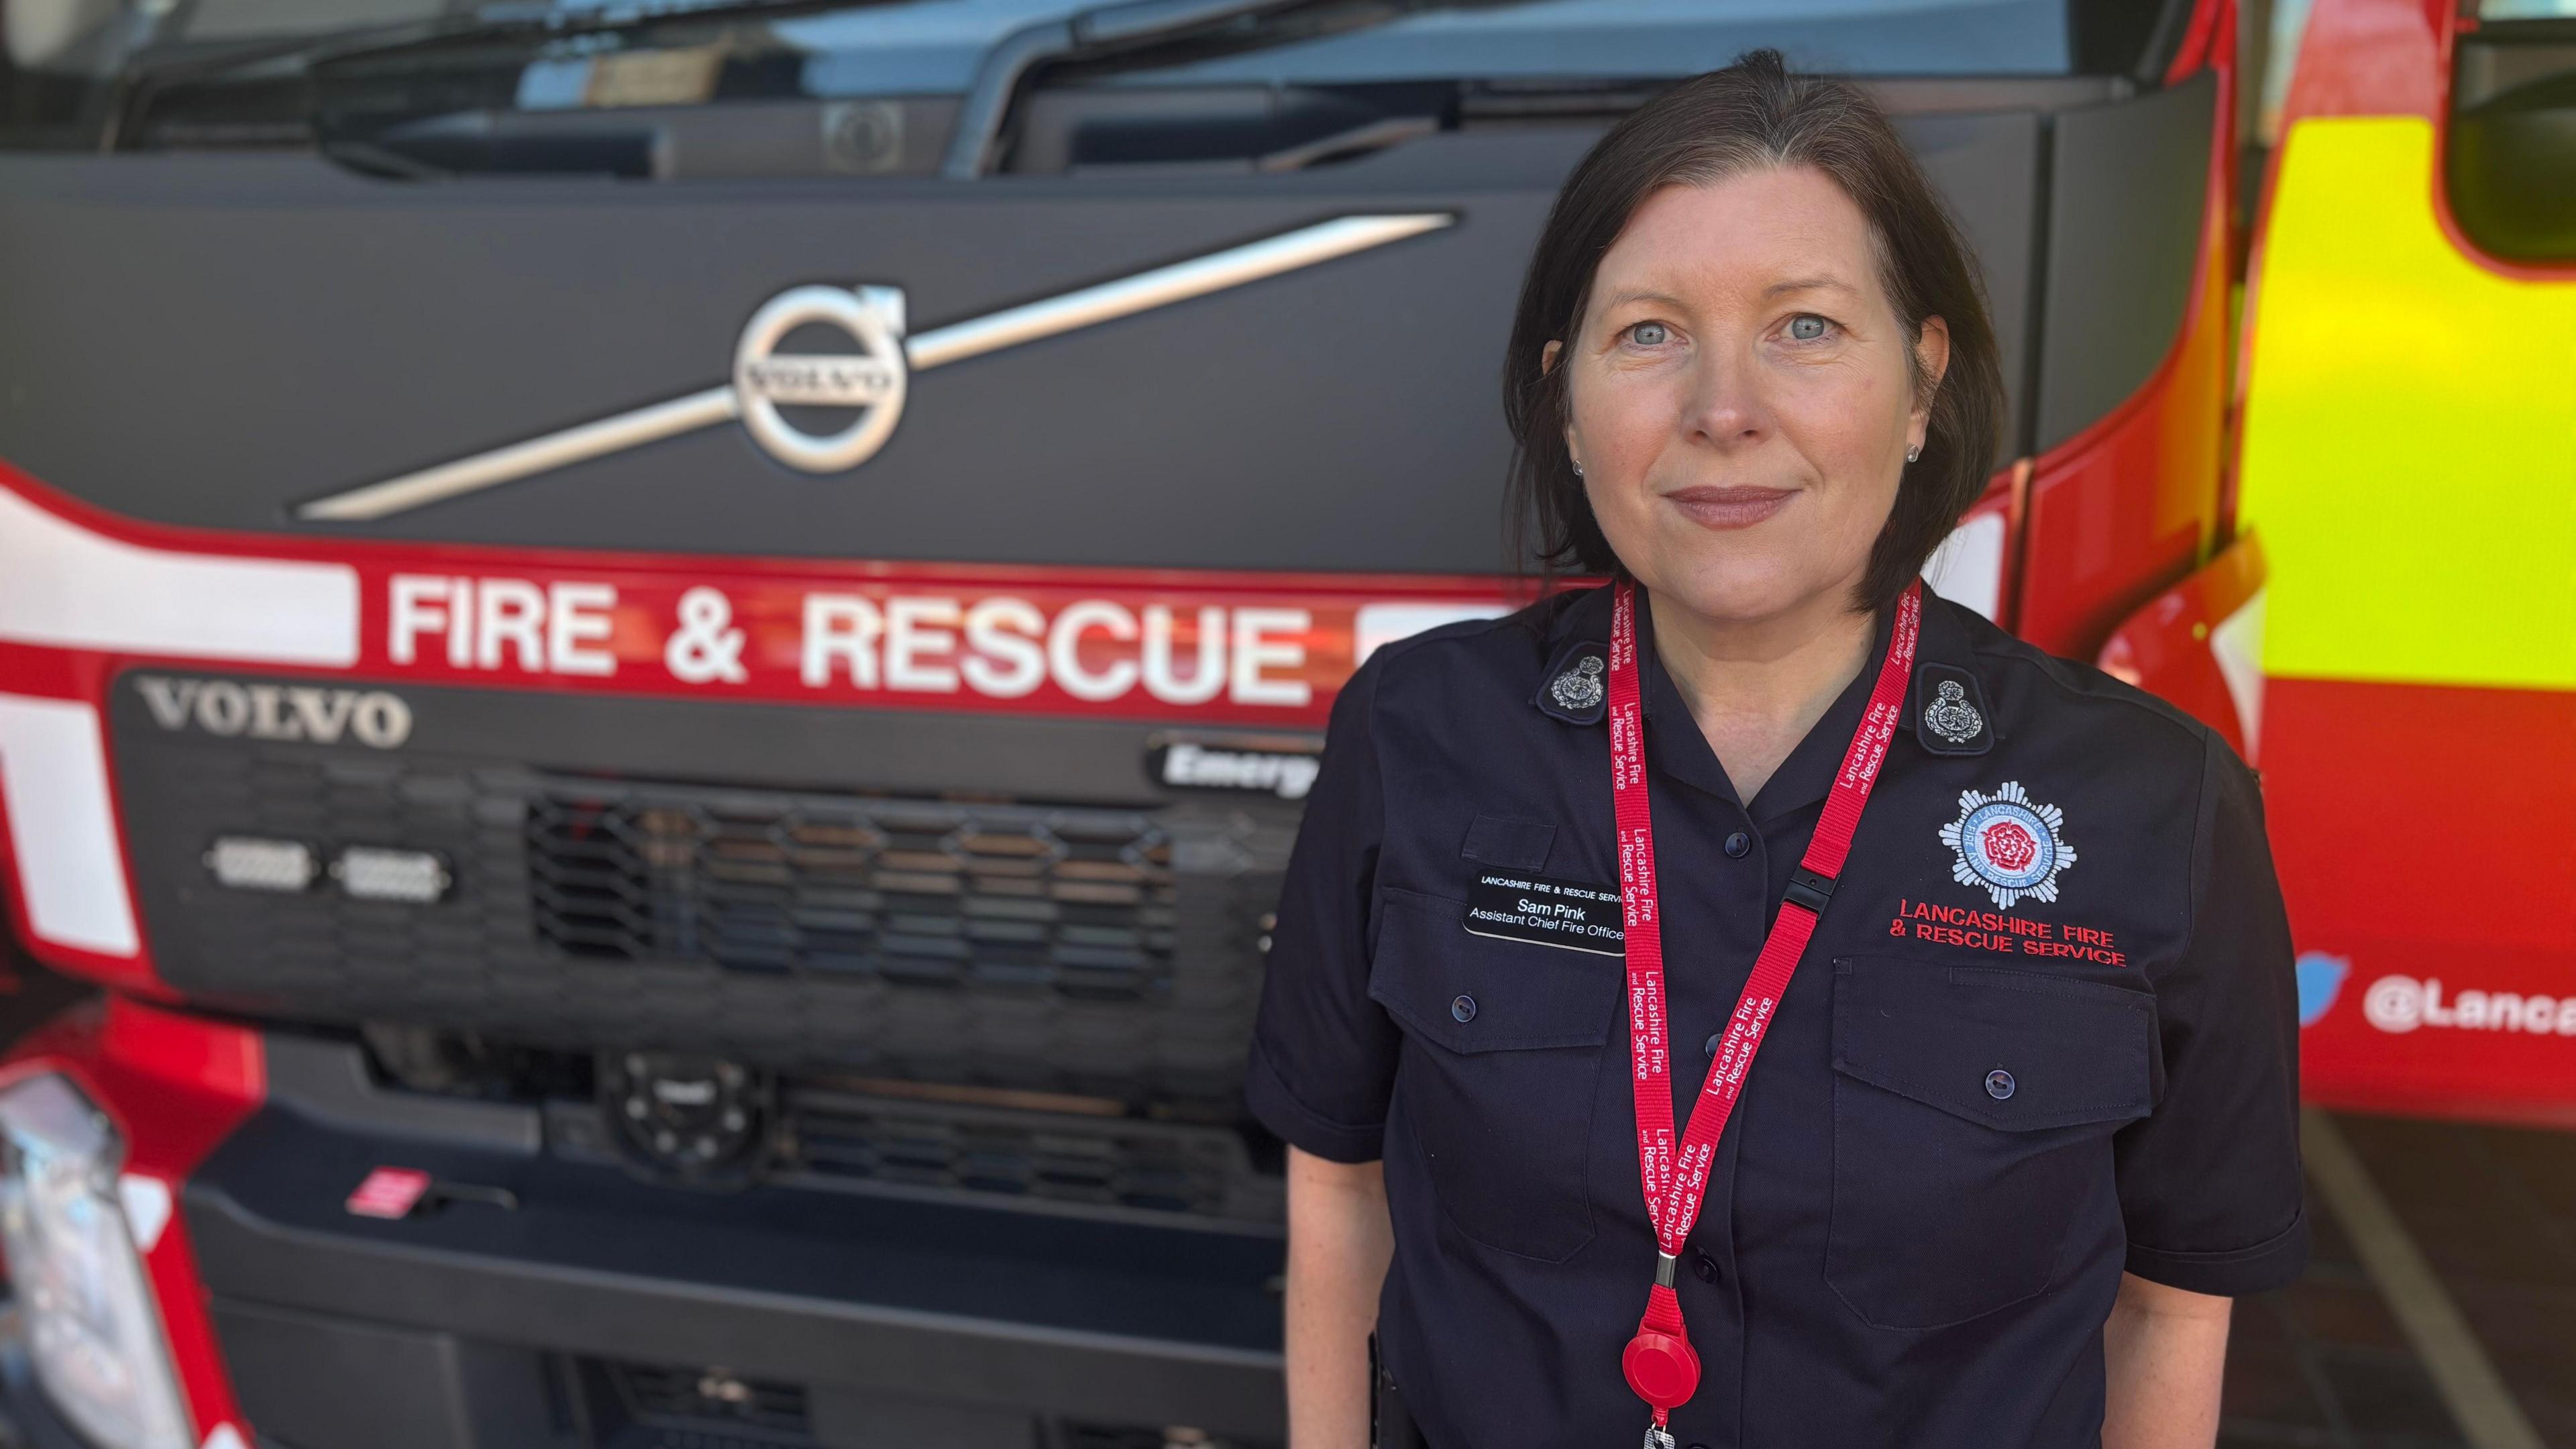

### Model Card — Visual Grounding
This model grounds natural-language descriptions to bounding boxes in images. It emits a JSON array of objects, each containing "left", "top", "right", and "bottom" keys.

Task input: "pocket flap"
[
  {"left": 1831, "top": 957, "right": 2154, "bottom": 1131},
  {"left": 1368, "top": 887, "right": 1618, "bottom": 1053},
  {"left": 1461, "top": 814, "right": 1557, "bottom": 871}
]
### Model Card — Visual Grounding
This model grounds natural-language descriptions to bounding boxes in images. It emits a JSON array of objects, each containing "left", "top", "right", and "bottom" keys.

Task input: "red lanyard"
[{"left": 1608, "top": 577, "right": 1921, "bottom": 1445}]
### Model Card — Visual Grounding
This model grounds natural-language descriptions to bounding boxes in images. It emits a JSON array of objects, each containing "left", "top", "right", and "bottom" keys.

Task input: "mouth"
[{"left": 1662, "top": 485, "right": 1796, "bottom": 531}]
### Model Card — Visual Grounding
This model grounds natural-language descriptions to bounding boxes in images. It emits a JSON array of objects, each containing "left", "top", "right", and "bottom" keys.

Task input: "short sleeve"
[
  {"left": 1244, "top": 655, "right": 1401, "bottom": 1163},
  {"left": 2113, "top": 735, "right": 2310, "bottom": 1295}
]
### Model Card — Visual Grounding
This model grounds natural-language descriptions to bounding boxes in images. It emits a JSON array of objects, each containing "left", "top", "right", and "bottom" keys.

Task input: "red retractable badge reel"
[{"left": 1623, "top": 1324, "right": 1700, "bottom": 1407}]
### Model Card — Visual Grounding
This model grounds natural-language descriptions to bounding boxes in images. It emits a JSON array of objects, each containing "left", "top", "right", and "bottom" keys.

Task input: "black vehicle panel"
[
  {"left": 2035, "top": 70, "right": 2216, "bottom": 449},
  {"left": 0, "top": 108, "right": 2098, "bottom": 568}
]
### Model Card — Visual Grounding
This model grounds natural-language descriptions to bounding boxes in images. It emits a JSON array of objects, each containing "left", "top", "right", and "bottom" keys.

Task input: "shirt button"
[
  {"left": 1704, "top": 1032, "right": 1721, "bottom": 1057},
  {"left": 1451, "top": 994, "right": 1478, "bottom": 1024},
  {"left": 1692, "top": 1251, "right": 1721, "bottom": 1284},
  {"left": 1723, "top": 831, "right": 1751, "bottom": 858},
  {"left": 1986, "top": 1067, "right": 2016, "bottom": 1100}
]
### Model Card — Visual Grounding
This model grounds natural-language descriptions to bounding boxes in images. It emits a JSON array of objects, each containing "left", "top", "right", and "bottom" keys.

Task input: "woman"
[{"left": 1245, "top": 51, "right": 2306, "bottom": 1449}]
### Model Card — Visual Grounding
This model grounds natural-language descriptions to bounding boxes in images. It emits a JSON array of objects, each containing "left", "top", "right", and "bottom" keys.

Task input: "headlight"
[{"left": 0, "top": 1075, "right": 195, "bottom": 1449}]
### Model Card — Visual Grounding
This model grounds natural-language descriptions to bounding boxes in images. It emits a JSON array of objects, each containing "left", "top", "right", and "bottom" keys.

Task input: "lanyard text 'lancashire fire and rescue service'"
[{"left": 1608, "top": 576, "right": 1923, "bottom": 1448}]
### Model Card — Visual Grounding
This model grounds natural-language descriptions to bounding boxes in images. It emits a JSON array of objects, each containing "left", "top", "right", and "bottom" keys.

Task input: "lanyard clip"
[
  {"left": 1643, "top": 1426, "right": 1676, "bottom": 1449},
  {"left": 1783, "top": 866, "right": 1837, "bottom": 914},
  {"left": 1653, "top": 1251, "right": 1679, "bottom": 1289}
]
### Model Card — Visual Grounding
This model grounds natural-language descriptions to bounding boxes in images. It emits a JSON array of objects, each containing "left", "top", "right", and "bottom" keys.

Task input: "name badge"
[{"left": 1463, "top": 871, "right": 1625, "bottom": 955}]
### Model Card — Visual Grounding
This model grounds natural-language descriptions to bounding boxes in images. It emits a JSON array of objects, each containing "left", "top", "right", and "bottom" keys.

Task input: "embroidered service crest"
[
  {"left": 1939, "top": 781, "right": 2076, "bottom": 910},
  {"left": 1922, "top": 678, "right": 1984, "bottom": 745},
  {"left": 1549, "top": 655, "right": 1606, "bottom": 712}
]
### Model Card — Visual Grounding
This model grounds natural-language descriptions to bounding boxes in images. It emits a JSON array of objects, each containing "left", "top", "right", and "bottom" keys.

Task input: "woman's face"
[{"left": 1552, "top": 166, "right": 1948, "bottom": 629}]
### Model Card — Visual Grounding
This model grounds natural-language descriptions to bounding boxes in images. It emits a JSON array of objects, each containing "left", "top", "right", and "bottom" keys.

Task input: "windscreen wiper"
[{"left": 941, "top": 0, "right": 1397, "bottom": 177}]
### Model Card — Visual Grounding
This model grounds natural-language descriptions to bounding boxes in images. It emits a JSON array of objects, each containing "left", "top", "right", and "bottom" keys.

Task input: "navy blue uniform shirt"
[{"left": 1247, "top": 582, "right": 2307, "bottom": 1449}]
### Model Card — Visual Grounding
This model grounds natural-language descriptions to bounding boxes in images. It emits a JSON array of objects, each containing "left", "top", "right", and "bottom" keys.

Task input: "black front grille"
[
  {"left": 779, "top": 1082, "right": 1278, "bottom": 1222},
  {"left": 1060, "top": 1428, "right": 1279, "bottom": 1449},
  {"left": 583, "top": 1359, "right": 816, "bottom": 1449},
  {"left": 116, "top": 712, "right": 1290, "bottom": 1104},
  {"left": 529, "top": 790, "right": 1175, "bottom": 998},
  {"left": 613, "top": 1362, "right": 809, "bottom": 1432}
]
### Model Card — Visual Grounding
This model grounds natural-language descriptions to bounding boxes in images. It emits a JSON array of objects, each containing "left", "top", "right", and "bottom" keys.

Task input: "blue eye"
[
  {"left": 1627, "top": 321, "right": 1670, "bottom": 346},
  {"left": 1788, "top": 315, "right": 1831, "bottom": 341}
]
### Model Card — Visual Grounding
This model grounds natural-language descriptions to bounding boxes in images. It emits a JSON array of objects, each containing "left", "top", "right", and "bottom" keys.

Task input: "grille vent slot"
[
  {"left": 529, "top": 790, "right": 1176, "bottom": 997},
  {"left": 592, "top": 1360, "right": 814, "bottom": 1448},
  {"left": 779, "top": 1082, "right": 1277, "bottom": 1222},
  {"left": 1059, "top": 1427, "right": 1279, "bottom": 1449}
]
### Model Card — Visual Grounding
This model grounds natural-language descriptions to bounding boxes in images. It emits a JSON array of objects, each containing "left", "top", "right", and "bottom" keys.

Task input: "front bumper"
[
  {"left": 5, "top": 1008, "right": 1287, "bottom": 1449},
  {"left": 191, "top": 1103, "right": 1285, "bottom": 1449}
]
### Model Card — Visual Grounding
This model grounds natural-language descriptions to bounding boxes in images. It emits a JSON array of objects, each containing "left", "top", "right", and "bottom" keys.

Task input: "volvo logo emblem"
[
  {"left": 732, "top": 285, "right": 909, "bottom": 473},
  {"left": 133, "top": 675, "right": 414, "bottom": 749}
]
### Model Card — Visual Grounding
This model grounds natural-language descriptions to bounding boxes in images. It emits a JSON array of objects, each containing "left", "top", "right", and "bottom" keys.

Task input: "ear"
[
  {"left": 1540, "top": 339, "right": 1581, "bottom": 470},
  {"left": 1909, "top": 315, "right": 1951, "bottom": 439}
]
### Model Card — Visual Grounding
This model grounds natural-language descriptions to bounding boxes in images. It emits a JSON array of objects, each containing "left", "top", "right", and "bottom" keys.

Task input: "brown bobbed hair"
[{"left": 1502, "top": 48, "right": 2006, "bottom": 610}]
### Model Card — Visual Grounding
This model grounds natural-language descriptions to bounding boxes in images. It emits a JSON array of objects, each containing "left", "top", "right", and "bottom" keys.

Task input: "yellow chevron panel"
[{"left": 2236, "top": 116, "right": 2576, "bottom": 690}]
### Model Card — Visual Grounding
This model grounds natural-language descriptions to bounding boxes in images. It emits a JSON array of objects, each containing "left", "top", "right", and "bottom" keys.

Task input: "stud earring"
[
  {"left": 1905, "top": 445, "right": 1921, "bottom": 463},
  {"left": 1572, "top": 460, "right": 1585, "bottom": 476}
]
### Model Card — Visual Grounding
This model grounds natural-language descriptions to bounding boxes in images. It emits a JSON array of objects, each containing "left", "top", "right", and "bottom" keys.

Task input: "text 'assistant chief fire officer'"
[{"left": 1247, "top": 50, "right": 2307, "bottom": 1449}]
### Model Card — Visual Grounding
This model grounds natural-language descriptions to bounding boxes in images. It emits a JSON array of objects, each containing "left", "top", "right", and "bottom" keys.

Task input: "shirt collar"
[
  {"left": 1649, "top": 600, "right": 1892, "bottom": 822},
  {"left": 1532, "top": 581, "right": 1995, "bottom": 819},
  {"left": 1540, "top": 578, "right": 1617, "bottom": 652}
]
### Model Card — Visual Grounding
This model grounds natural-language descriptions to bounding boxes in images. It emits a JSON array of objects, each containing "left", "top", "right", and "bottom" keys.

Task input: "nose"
[{"left": 1682, "top": 344, "right": 1770, "bottom": 451}]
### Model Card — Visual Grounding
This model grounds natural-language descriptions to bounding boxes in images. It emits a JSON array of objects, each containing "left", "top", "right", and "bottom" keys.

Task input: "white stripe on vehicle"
[
  {"left": 0, "top": 486, "right": 359, "bottom": 665},
  {"left": 0, "top": 694, "right": 139, "bottom": 956},
  {"left": 2210, "top": 585, "right": 2267, "bottom": 760},
  {"left": 1921, "top": 510, "right": 2006, "bottom": 623},
  {"left": 1354, "top": 600, "right": 1513, "bottom": 663}
]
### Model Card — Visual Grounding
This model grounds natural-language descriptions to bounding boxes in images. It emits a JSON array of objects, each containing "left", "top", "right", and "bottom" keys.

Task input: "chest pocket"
[
  {"left": 1368, "top": 886, "right": 1618, "bottom": 1263},
  {"left": 1827, "top": 956, "right": 2156, "bottom": 1330}
]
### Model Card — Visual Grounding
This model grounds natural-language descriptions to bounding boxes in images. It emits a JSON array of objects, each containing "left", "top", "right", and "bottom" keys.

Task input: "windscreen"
[
  {"left": 7, "top": 0, "right": 2163, "bottom": 129},
  {"left": 747, "top": 0, "right": 2075, "bottom": 98}
]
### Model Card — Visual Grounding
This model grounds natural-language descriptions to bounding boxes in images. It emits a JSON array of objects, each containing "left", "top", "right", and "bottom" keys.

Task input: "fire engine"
[
  {"left": 2229, "top": 0, "right": 2576, "bottom": 1128},
  {"left": 1, "top": 0, "right": 2538, "bottom": 1444}
]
